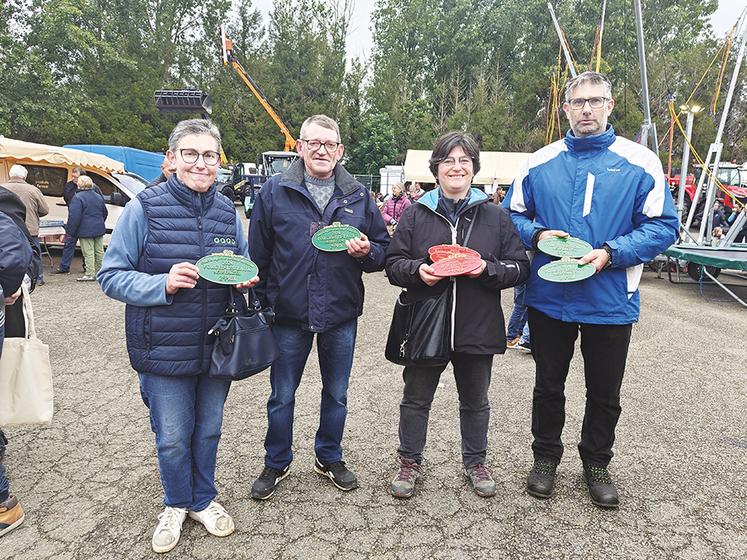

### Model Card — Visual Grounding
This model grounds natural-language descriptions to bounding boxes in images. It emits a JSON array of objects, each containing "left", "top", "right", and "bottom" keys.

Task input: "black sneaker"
[
  {"left": 251, "top": 465, "right": 290, "bottom": 500},
  {"left": 314, "top": 458, "right": 359, "bottom": 491},
  {"left": 526, "top": 458, "right": 557, "bottom": 499},
  {"left": 50, "top": 268, "right": 70, "bottom": 274},
  {"left": 583, "top": 465, "right": 620, "bottom": 508}
]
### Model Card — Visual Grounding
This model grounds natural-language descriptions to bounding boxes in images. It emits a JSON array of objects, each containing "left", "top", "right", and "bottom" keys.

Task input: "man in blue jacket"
[
  {"left": 505, "top": 72, "right": 678, "bottom": 508},
  {"left": 248, "top": 114, "right": 390, "bottom": 499}
]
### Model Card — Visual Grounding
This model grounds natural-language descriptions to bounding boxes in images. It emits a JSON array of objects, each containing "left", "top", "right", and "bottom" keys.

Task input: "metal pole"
[
  {"left": 677, "top": 110, "right": 694, "bottom": 226},
  {"left": 547, "top": 2, "right": 577, "bottom": 77},
  {"left": 633, "top": 0, "right": 658, "bottom": 153},
  {"left": 595, "top": 0, "right": 607, "bottom": 73},
  {"left": 698, "top": 17, "right": 747, "bottom": 244}
]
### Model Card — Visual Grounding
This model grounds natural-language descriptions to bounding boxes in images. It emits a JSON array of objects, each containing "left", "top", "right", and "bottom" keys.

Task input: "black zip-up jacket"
[{"left": 385, "top": 187, "right": 530, "bottom": 354}]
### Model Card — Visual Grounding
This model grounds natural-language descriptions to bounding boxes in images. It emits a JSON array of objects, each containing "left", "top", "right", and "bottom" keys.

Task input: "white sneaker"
[
  {"left": 188, "top": 500, "right": 235, "bottom": 537},
  {"left": 152, "top": 506, "right": 187, "bottom": 554}
]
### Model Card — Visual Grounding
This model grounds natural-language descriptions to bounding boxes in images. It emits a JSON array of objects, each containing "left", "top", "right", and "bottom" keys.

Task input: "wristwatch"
[{"left": 602, "top": 244, "right": 613, "bottom": 269}]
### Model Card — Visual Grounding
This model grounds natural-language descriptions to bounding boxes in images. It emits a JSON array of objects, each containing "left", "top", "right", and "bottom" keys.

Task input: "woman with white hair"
[{"left": 64, "top": 175, "right": 107, "bottom": 281}]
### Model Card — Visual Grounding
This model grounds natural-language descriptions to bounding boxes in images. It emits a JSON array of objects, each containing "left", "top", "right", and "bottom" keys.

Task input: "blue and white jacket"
[{"left": 504, "top": 126, "right": 678, "bottom": 324}]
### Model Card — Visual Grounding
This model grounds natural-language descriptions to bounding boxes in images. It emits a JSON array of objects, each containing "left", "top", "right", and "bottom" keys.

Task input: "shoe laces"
[
  {"left": 326, "top": 460, "right": 349, "bottom": 476},
  {"left": 200, "top": 501, "right": 230, "bottom": 525},
  {"left": 395, "top": 456, "right": 420, "bottom": 481},
  {"left": 156, "top": 506, "right": 186, "bottom": 531},
  {"left": 467, "top": 463, "right": 493, "bottom": 482},
  {"left": 533, "top": 460, "right": 557, "bottom": 476},
  {"left": 586, "top": 466, "right": 612, "bottom": 484},
  {"left": 259, "top": 466, "right": 284, "bottom": 482}
]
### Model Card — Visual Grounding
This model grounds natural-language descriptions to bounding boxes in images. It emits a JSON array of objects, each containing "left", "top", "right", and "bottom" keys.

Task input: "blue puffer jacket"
[
  {"left": 66, "top": 188, "right": 108, "bottom": 238},
  {"left": 504, "top": 126, "right": 679, "bottom": 324},
  {"left": 100, "top": 176, "right": 244, "bottom": 376},
  {"left": 248, "top": 159, "right": 390, "bottom": 332}
]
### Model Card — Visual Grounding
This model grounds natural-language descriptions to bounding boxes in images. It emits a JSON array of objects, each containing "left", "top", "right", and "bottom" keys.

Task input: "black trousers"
[
  {"left": 398, "top": 352, "right": 493, "bottom": 467},
  {"left": 528, "top": 307, "right": 632, "bottom": 467}
]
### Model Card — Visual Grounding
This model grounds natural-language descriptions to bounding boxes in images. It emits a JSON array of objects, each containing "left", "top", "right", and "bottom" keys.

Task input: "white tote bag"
[{"left": 0, "top": 284, "right": 54, "bottom": 426}]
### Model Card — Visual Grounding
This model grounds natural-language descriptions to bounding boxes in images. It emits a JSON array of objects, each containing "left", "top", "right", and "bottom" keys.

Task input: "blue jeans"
[
  {"left": 0, "top": 430, "right": 8, "bottom": 502},
  {"left": 59, "top": 233, "right": 77, "bottom": 272},
  {"left": 506, "top": 284, "right": 528, "bottom": 339},
  {"left": 31, "top": 236, "right": 43, "bottom": 282},
  {"left": 264, "top": 318, "right": 358, "bottom": 469},
  {"left": 139, "top": 372, "right": 231, "bottom": 510}
]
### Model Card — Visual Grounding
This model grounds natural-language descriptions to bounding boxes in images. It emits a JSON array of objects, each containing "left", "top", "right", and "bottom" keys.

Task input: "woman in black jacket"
[{"left": 385, "top": 132, "right": 530, "bottom": 499}]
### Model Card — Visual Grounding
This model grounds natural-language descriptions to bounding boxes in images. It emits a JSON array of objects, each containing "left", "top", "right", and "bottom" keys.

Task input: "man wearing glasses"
[
  {"left": 248, "top": 114, "right": 389, "bottom": 499},
  {"left": 505, "top": 72, "right": 678, "bottom": 508}
]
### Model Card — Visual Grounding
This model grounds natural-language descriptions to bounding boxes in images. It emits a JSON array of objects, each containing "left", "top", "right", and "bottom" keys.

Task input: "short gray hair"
[
  {"left": 168, "top": 119, "right": 221, "bottom": 152},
  {"left": 9, "top": 164, "right": 27, "bottom": 179},
  {"left": 564, "top": 71, "right": 613, "bottom": 102},
  {"left": 299, "top": 114, "right": 340, "bottom": 143}
]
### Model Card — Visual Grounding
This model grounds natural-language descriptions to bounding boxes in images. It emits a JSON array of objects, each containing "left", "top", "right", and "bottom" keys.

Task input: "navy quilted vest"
[{"left": 125, "top": 176, "right": 241, "bottom": 376}]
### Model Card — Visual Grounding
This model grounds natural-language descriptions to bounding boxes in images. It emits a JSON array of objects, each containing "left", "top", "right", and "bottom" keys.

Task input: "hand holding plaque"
[
  {"left": 312, "top": 222, "right": 363, "bottom": 252},
  {"left": 427, "top": 244, "right": 483, "bottom": 277},
  {"left": 196, "top": 251, "right": 259, "bottom": 285}
]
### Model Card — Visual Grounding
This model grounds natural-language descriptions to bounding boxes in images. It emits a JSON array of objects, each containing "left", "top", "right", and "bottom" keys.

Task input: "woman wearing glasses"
[
  {"left": 99, "top": 119, "right": 259, "bottom": 553},
  {"left": 385, "top": 132, "right": 529, "bottom": 499}
]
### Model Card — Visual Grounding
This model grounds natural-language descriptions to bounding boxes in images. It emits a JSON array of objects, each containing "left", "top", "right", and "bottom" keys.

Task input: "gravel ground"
[{"left": 2, "top": 256, "right": 746, "bottom": 560}]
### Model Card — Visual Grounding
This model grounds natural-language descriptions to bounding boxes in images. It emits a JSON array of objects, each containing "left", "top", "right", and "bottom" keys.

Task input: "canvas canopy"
[
  {"left": 0, "top": 137, "right": 125, "bottom": 173},
  {"left": 403, "top": 149, "right": 530, "bottom": 186}
]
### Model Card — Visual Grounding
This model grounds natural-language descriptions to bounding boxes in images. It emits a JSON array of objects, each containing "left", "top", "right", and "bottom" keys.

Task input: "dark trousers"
[
  {"left": 528, "top": 307, "right": 632, "bottom": 467},
  {"left": 398, "top": 352, "right": 493, "bottom": 467},
  {"left": 59, "top": 233, "right": 77, "bottom": 272},
  {"left": 31, "top": 236, "right": 43, "bottom": 282}
]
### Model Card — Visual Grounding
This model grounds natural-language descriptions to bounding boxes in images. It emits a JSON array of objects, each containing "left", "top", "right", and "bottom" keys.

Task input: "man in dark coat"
[{"left": 248, "top": 114, "right": 390, "bottom": 499}]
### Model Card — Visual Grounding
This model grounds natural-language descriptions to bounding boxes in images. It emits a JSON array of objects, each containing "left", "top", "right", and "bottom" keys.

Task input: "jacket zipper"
[
  {"left": 196, "top": 193, "right": 207, "bottom": 369},
  {"left": 431, "top": 210, "right": 460, "bottom": 352}
]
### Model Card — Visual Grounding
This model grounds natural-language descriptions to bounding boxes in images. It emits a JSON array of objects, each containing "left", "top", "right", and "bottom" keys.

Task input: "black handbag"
[
  {"left": 384, "top": 285, "right": 452, "bottom": 366},
  {"left": 384, "top": 205, "right": 480, "bottom": 367},
  {"left": 208, "top": 288, "right": 277, "bottom": 380}
]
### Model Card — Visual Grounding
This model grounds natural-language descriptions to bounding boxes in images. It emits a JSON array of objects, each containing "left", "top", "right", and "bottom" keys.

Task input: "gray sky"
[{"left": 249, "top": 0, "right": 744, "bottom": 62}]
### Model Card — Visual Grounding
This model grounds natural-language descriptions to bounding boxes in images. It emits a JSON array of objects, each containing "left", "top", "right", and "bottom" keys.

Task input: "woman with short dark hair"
[{"left": 385, "top": 131, "right": 530, "bottom": 499}]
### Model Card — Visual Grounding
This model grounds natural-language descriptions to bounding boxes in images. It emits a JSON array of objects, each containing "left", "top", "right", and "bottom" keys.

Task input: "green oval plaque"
[
  {"left": 312, "top": 222, "right": 362, "bottom": 252},
  {"left": 538, "top": 260, "right": 595, "bottom": 283},
  {"left": 538, "top": 236, "right": 593, "bottom": 258},
  {"left": 196, "top": 251, "right": 258, "bottom": 285}
]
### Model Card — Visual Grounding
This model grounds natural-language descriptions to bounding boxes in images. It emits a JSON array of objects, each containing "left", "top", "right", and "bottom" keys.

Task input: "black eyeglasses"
[
  {"left": 301, "top": 139, "right": 340, "bottom": 152},
  {"left": 568, "top": 97, "right": 609, "bottom": 110},
  {"left": 178, "top": 148, "right": 220, "bottom": 166}
]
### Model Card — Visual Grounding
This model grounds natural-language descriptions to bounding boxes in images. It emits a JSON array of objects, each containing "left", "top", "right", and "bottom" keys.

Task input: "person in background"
[
  {"left": 148, "top": 158, "right": 177, "bottom": 187},
  {"left": 54, "top": 168, "right": 101, "bottom": 275},
  {"left": 385, "top": 131, "right": 530, "bottom": 499},
  {"left": 380, "top": 182, "right": 411, "bottom": 236},
  {"left": 0, "top": 165, "right": 48, "bottom": 285},
  {"left": 99, "top": 119, "right": 258, "bottom": 554},
  {"left": 0, "top": 211, "right": 33, "bottom": 538},
  {"left": 408, "top": 182, "right": 424, "bottom": 202},
  {"left": 65, "top": 175, "right": 107, "bottom": 282}
]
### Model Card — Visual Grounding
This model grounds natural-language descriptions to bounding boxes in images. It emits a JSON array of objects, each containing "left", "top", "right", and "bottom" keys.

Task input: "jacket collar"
[
  {"left": 564, "top": 125, "right": 616, "bottom": 155},
  {"left": 417, "top": 186, "right": 488, "bottom": 213},
  {"left": 281, "top": 158, "right": 359, "bottom": 196},
  {"left": 166, "top": 174, "right": 216, "bottom": 208}
]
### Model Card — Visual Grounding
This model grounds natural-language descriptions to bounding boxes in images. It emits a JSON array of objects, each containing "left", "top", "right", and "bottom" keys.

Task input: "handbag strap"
[
  {"left": 20, "top": 283, "right": 36, "bottom": 340},
  {"left": 225, "top": 285, "right": 262, "bottom": 314}
]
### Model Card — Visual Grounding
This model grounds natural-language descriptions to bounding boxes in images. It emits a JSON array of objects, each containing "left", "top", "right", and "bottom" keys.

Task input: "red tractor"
[{"left": 667, "top": 163, "right": 747, "bottom": 226}]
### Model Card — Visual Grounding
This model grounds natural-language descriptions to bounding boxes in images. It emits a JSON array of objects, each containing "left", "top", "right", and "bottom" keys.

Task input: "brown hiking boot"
[
  {"left": 390, "top": 455, "right": 421, "bottom": 499},
  {"left": 464, "top": 463, "right": 497, "bottom": 497},
  {"left": 0, "top": 495, "right": 25, "bottom": 537}
]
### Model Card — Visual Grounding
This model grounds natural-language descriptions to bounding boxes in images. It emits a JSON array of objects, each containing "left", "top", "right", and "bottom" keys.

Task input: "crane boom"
[{"left": 221, "top": 26, "right": 296, "bottom": 152}]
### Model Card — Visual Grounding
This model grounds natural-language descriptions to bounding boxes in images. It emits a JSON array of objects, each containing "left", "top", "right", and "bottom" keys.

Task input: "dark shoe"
[
  {"left": 516, "top": 340, "right": 532, "bottom": 354},
  {"left": 314, "top": 458, "right": 359, "bottom": 491},
  {"left": 50, "top": 268, "right": 69, "bottom": 274},
  {"left": 390, "top": 455, "right": 421, "bottom": 499},
  {"left": 251, "top": 464, "right": 290, "bottom": 500},
  {"left": 464, "top": 463, "right": 496, "bottom": 497},
  {"left": 0, "top": 495, "right": 25, "bottom": 537},
  {"left": 583, "top": 465, "right": 620, "bottom": 508},
  {"left": 526, "top": 458, "right": 557, "bottom": 499}
]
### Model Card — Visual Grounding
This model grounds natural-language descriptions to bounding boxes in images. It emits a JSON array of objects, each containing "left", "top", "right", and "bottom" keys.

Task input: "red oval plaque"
[{"left": 431, "top": 255, "right": 483, "bottom": 277}]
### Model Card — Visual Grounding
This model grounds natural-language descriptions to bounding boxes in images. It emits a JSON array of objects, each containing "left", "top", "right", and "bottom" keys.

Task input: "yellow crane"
[{"left": 221, "top": 25, "right": 295, "bottom": 152}]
